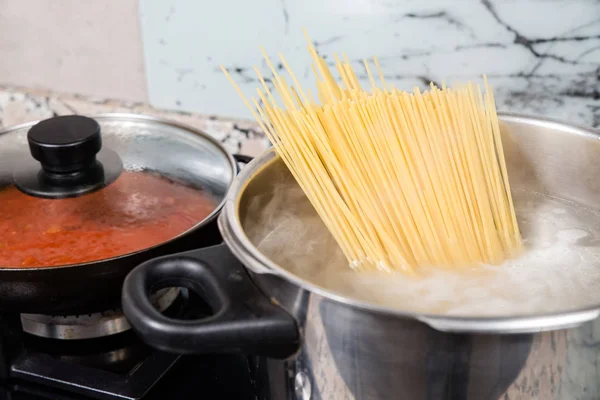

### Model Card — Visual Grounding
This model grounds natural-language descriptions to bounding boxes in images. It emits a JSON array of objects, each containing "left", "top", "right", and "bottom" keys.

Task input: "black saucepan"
[{"left": 0, "top": 113, "right": 241, "bottom": 314}]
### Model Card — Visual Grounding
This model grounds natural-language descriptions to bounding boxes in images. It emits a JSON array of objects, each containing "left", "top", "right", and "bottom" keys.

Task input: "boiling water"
[{"left": 243, "top": 183, "right": 600, "bottom": 316}]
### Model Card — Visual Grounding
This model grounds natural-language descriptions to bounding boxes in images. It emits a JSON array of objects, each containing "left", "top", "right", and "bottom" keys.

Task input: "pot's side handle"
[
  {"left": 233, "top": 154, "right": 253, "bottom": 175},
  {"left": 233, "top": 154, "right": 254, "bottom": 166},
  {"left": 122, "top": 245, "right": 299, "bottom": 359}
]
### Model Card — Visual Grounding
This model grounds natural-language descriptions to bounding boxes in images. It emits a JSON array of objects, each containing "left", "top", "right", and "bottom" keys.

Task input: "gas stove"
[
  {"left": 20, "top": 288, "right": 180, "bottom": 340},
  {"left": 0, "top": 286, "right": 257, "bottom": 400}
]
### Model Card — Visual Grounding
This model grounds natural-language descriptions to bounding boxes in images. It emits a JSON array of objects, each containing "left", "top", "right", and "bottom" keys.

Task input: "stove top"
[
  {"left": 20, "top": 288, "right": 180, "bottom": 341},
  {"left": 1, "top": 354, "right": 256, "bottom": 400},
  {"left": 0, "top": 290, "right": 258, "bottom": 400}
]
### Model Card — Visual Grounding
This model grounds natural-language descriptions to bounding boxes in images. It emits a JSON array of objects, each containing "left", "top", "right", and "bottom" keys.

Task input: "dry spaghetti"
[{"left": 221, "top": 31, "right": 522, "bottom": 274}]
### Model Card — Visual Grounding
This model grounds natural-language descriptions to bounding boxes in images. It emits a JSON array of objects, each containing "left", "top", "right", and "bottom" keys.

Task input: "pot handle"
[
  {"left": 121, "top": 244, "right": 300, "bottom": 359},
  {"left": 233, "top": 153, "right": 254, "bottom": 165}
]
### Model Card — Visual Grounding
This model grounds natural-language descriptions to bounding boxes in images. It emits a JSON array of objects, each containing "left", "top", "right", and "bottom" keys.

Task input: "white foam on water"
[{"left": 244, "top": 184, "right": 600, "bottom": 317}]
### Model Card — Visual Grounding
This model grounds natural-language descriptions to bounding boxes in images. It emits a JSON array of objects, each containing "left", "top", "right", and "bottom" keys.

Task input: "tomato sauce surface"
[{"left": 0, "top": 171, "right": 217, "bottom": 268}]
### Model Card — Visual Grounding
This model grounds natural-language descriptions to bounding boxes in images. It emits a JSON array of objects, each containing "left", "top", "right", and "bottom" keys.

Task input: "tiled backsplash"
[{"left": 140, "top": 0, "right": 600, "bottom": 122}]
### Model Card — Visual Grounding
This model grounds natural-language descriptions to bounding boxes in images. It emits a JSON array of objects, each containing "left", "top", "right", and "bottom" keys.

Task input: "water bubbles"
[{"left": 247, "top": 184, "right": 600, "bottom": 317}]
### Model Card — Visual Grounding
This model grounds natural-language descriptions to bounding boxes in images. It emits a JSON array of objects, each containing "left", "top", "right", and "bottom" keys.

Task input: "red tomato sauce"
[{"left": 0, "top": 171, "right": 217, "bottom": 268}]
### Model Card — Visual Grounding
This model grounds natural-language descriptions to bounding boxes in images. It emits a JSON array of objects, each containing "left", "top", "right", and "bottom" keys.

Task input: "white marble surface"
[
  {"left": 140, "top": 0, "right": 600, "bottom": 127},
  {"left": 0, "top": 85, "right": 269, "bottom": 157}
]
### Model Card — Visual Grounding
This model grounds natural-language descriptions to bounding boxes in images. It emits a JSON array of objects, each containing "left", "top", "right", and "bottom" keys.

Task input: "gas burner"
[{"left": 20, "top": 288, "right": 180, "bottom": 340}]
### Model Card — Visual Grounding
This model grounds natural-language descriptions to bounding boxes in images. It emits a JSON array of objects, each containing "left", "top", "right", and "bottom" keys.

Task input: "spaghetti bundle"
[{"left": 222, "top": 32, "right": 522, "bottom": 274}]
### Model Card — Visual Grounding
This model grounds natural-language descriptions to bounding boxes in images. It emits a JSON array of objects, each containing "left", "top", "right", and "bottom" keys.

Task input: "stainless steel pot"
[{"left": 122, "top": 113, "right": 600, "bottom": 399}]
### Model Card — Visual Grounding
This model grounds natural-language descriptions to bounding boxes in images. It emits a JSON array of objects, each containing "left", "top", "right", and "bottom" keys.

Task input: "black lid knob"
[
  {"left": 28, "top": 115, "right": 102, "bottom": 173},
  {"left": 13, "top": 115, "right": 123, "bottom": 199}
]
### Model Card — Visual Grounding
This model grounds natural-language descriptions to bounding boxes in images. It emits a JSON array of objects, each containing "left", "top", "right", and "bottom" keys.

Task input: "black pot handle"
[
  {"left": 233, "top": 154, "right": 254, "bottom": 165},
  {"left": 122, "top": 244, "right": 299, "bottom": 359},
  {"left": 233, "top": 153, "right": 253, "bottom": 174}
]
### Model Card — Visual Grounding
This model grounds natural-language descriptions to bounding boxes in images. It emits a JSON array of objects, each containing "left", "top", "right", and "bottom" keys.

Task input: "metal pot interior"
[{"left": 227, "top": 113, "right": 600, "bottom": 321}]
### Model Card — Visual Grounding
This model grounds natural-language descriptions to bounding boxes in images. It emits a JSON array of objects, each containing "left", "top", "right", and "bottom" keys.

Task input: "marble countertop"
[
  {"left": 1, "top": 76, "right": 598, "bottom": 161},
  {"left": 0, "top": 85, "right": 270, "bottom": 157}
]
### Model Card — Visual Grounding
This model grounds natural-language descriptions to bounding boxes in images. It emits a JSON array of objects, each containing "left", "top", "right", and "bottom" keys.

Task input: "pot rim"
[
  {"left": 0, "top": 112, "right": 237, "bottom": 271},
  {"left": 218, "top": 112, "right": 600, "bottom": 334}
]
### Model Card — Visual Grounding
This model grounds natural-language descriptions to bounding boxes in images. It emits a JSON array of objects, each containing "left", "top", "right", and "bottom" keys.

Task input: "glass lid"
[{"left": 0, "top": 114, "right": 235, "bottom": 268}]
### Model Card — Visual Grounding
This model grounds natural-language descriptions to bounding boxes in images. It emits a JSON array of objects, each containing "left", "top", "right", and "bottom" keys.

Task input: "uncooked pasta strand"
[{"left": 221, "top": 32, "right": 522, "bottom": 273}]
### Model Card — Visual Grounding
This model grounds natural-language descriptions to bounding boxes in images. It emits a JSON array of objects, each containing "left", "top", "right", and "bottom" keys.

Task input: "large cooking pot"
[
  {"left": 122, "top": 113, "right": 600, "bottom": 399},
  {"left": 0, "top": 114, "right": 237, "bottom": 315}
]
